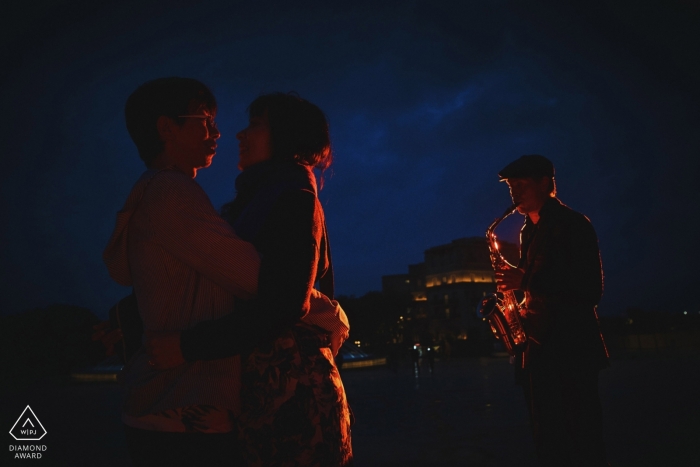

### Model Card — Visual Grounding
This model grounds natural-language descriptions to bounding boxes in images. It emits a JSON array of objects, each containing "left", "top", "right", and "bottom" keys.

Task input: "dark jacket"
[
  {"left": 518, "top": 197, "right": 608, "bottom": 368},
  {"left": 180, "top": 161, "right": 331, "bottom": 360}
]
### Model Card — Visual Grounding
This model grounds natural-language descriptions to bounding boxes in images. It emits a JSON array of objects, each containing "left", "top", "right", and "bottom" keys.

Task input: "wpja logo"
[{"left": 8, "top": 406, "right": 47, "bottom": 460}]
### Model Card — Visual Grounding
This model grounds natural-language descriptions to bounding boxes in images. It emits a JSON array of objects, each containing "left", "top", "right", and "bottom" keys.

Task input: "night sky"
[{"left": 1, "top": 0, "right": 699, "bottom": 319}]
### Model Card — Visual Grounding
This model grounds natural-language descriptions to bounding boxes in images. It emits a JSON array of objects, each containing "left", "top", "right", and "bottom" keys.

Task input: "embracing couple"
[{"left": 102, "top": 77, "right": 353, "bottom": 466}]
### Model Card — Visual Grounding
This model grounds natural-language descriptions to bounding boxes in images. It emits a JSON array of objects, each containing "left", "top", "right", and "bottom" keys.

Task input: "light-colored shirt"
[{"left": 103, "top": 169, "right": 260, "bottom": 426}]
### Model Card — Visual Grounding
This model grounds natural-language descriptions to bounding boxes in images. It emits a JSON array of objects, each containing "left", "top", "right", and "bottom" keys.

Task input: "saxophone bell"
[
  {"left": 478, "top": 204, "right": 528, "bottom": 356},
  {"left": 477, "top": 292, "right": 525, "bottom": 355}
]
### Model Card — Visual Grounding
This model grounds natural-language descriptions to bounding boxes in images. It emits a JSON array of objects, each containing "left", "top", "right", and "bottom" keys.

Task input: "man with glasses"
[{"left": 103, "top": 77, "right": 259, "bottom": 466}]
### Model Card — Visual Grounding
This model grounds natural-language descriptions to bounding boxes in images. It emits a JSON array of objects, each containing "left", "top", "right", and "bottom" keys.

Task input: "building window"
[
  {"left": 444, "top": 294, "right": 449, "bottom": 304},
  {"left": 445, "top": 308, "right": 450, "bottom": 319}
]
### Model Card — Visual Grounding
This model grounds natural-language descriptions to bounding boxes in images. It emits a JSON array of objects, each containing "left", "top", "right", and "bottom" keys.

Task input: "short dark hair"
[
  {"left": 124, "top": 77, "right": 217, "bottom": 167},
  {"left": 247, "top": 92, "right": 332, "bottom": 170}
]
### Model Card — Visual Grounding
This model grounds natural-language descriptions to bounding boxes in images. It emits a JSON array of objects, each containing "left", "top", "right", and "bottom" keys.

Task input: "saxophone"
[{"left": 476, "top": 204, "right": 527, "bottom": 356}]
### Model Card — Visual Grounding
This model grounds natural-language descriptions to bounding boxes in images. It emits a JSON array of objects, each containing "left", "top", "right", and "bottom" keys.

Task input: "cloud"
[{"left": 1, "top": 0, "right": 699, "bottom": 315}]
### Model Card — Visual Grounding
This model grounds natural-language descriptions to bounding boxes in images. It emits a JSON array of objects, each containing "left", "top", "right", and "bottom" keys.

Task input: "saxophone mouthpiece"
[{"left": 504, "top": 203, "right": 518, "bottom": 217}]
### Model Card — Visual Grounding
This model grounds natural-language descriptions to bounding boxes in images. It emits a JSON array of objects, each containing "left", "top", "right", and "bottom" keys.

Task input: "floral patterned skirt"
[{"left": 238, "top": 323, "right": 353, "bottom": 466}]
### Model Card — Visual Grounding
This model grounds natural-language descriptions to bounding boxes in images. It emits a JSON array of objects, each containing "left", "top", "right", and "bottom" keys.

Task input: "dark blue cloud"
[{"left": 1, "top": 0, "right": 699, "bottom": 317}]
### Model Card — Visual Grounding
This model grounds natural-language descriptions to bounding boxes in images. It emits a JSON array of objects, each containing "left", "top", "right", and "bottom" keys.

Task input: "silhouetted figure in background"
[
  {"left": 411, "top": 345, "right": 421, "bottom": 375},
  {"left": 441, "top": 338, "right": 452, "bottom": 361},
  {"left": 495, "top": 155, "right": 609, "bottom": 467},
  {"left": 425, "top": 345, "right": 435, "bottom": 374}
]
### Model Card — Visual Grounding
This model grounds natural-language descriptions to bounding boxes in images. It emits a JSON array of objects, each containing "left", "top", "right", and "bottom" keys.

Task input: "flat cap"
[{"left": 498, "top": 154, "right": 554, "bottom": 180}]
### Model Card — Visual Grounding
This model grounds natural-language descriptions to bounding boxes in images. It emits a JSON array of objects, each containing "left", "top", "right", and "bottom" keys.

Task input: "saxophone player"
[{"left": 495, "top": 155, "right": 610, "bottom": 467}]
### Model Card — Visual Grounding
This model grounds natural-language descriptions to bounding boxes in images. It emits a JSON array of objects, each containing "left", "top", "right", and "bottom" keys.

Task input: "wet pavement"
[
  {"left": 2, "top": 350, "right": 699, "bottom": 466},
  {"left": 342, "top": 351, "right": 700, "bottom": 466}
]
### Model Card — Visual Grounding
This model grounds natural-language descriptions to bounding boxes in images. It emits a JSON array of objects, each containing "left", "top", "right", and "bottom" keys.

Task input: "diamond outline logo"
[{"left": 9, "top": 406, "right": 47, "bottom": 441}]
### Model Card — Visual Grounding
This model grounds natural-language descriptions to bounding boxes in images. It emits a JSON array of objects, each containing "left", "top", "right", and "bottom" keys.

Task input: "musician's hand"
[
  {"left": 495, "top": 265, "right": 525, "bottom": 292},
  {"left": 145, "top": 331, "right": 185, "bottom": 370},
  {"left": 92, "top": 321, "right": 123, "bottom": 356}
]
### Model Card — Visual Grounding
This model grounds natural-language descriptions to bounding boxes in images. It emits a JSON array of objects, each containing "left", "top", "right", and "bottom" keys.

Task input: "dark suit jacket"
[{"left": 518, "top": 197, "right": 608, "bottom": 369}]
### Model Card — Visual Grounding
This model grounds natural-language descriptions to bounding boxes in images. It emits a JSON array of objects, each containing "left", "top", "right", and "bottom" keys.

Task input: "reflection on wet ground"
[
  {"left": 341, "top": 351, "right": 700, "bottom": 466},
  {"left": 2, "top": 351, "right": 698, "bottom": 466},
  {"left": 343, "top": 355, "right": 537, "bottom": 466}
]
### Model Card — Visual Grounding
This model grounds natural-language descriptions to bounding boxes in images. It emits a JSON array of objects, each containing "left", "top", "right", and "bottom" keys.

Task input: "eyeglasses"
[{"left": 178, "top": 114, "right": 218, "bottom": 130}]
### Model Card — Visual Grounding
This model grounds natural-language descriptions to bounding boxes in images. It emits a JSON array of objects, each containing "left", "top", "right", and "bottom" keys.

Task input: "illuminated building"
[{"left": 383, "top": 237, "right": 518, "bottom": 348}]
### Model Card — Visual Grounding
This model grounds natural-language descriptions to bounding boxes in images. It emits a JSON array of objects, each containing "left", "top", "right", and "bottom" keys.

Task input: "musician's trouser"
[{"left": 521, "top": 363, "right": 608, "bottom": 467}]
